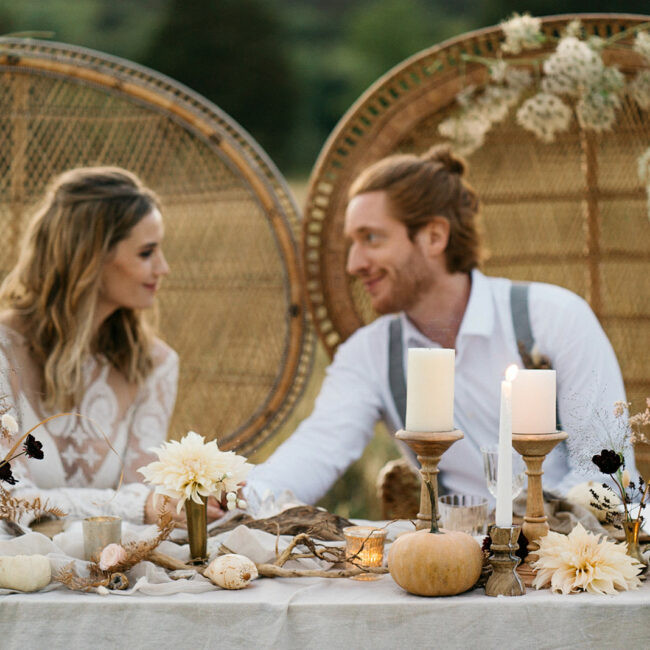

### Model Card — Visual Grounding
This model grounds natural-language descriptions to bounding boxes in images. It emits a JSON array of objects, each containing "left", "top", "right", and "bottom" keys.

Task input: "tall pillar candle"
[
  {"left": 512, "top": 370, "right": 556, "bottom": 434},
  {"left": 495, "top": 365, "right": 518, "bottom": 528},
  {"left": 405, "top": 348, "right": 455, "bottom": 432}
]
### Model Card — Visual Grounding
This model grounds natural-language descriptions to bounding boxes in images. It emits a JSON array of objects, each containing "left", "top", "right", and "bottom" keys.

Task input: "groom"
[{"left": 248, "top": 145, "right": 628, "bottom": 506}]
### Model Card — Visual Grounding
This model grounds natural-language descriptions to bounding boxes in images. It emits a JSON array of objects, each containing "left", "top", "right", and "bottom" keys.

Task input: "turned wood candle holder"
[
  {"left": 395, "top": 429, "right": 464, "bottom": 530},
  {"left": 485, "top": 524, "right": 525, "bottom": 597},
  {"left": 511, "top": 431, "right": 568, "bottom": 586}
]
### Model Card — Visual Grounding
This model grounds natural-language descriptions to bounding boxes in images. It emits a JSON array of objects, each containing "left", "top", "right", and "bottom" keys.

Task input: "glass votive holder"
[
  {"left": 82, "top": 516, "right": 122, "bottom": 561},
  {"left": 438, "top": 494, "right": 488, "bottom": 536},
  {"left": 343, "top": 525, "right": 387, "bottom": 581}
]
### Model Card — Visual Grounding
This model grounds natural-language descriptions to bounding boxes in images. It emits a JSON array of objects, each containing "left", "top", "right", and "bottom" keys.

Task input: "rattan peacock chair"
[
  {"left": 0, "top": 38, "right": 315, "bottom": 456},
  {"left": 303, "top": 14, "right": 650, "bottom": 502}
]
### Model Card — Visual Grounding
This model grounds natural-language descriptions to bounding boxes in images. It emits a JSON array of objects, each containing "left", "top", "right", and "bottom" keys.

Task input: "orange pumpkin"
[{"left": 388, "top": 527, "right": 483, "bottom": 596}]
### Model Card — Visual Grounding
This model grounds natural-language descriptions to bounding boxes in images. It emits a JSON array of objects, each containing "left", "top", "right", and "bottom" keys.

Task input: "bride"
[{"left": 0, "top": 167, "right": 222, "bottom": 525}]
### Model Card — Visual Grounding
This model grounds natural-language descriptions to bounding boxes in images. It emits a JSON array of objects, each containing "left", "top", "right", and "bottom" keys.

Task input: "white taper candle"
[{"left": 495, "top": 365, "right": 518, "bottom": 527}]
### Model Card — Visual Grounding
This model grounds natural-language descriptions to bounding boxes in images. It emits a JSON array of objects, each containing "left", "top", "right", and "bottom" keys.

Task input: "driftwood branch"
[
  {"left": 173, "top": 506, "right": 354, "bottom": 544},
  {"left": 256, "top": 564, "right": 388, "bottom": 578}
]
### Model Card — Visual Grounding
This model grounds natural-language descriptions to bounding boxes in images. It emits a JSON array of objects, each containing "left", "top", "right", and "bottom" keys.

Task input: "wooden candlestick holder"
[
  {"left": 485, "top": 524, "right": 525, "bottom": 597},
  {"left": 395, "top": 429, "right": 464, "bottom": 530},
  {"left": 511, "top": 431, "right": 568, "bottom": 586}
]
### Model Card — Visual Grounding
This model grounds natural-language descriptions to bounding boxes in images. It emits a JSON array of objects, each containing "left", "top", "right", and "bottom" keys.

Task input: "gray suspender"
[
  {"left": 388, "top": 319, "right": 420, "bottom": 469},
  {"left": 387, "top": 282, "right": 561, "bottom": 432},
  {"left": 388, "top": 318, "right": 408, "bottom": 429},
  {"left": 510, "top": 283, "right": 534, "bottom": 357}
]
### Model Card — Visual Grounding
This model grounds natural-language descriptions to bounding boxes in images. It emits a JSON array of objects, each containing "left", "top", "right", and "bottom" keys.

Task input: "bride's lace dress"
[{"left": 0, "top": 324, "right": 178, "bottom": 524}]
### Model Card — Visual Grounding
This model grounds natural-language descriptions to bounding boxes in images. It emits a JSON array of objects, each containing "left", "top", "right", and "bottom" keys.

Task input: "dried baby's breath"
[{"left": 500, "top": 13, "right": 544, "bottom": 54}]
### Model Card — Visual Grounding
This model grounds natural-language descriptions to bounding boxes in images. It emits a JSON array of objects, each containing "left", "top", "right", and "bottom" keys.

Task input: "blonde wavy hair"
[{"left": 0, "top": 167, "right": 161, "bottom": 411}]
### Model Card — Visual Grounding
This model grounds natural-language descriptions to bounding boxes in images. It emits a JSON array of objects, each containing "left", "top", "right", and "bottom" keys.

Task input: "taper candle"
[
  {"left": 405, "top": 348, "right": 455, "bottom": 432},
  {"left": 495, "top": 365, "right": 518, "bottom": 527}
]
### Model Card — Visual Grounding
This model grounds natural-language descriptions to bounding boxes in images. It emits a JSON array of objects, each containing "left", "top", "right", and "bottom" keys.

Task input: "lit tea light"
[
  {"left": 82, "top": 516, "right": 122, "bottom": 561},
  {"left": 343, "top": 525, "right": 387, "bottom": 580}
]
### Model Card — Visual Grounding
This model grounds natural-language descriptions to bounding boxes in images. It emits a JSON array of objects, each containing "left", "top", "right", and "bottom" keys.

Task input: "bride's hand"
[{"left": 144, "top": 492, "right": 226, "bottom": 525}]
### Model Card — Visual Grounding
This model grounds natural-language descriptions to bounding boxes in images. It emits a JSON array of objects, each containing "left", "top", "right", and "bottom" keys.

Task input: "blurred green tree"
[
  {"left": 476, "top": 1, "right": 650, "bottom": 26},
  {"left": 0, "top": 7, "right": 13, "bottom": 34},
  {"left": 141, "top": 0, "right": 298, "bottom": 172},
  {"left": 334, "top": 0, "right": 471, "bottom": 110},
  {"left": 0, "top": 0, "right": 169, "bottom": 61}
]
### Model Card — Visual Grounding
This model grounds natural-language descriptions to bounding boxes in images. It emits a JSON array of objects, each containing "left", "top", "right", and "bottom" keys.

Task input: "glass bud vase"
[
  {"left": 622, "top": 519, "right": 647, "bottom": 571},
  {"left": 185, "top": 496, "right": 208, "bottom": 563}
]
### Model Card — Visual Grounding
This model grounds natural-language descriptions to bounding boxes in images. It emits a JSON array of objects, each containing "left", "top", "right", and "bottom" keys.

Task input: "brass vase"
[
  {"left": 185, "top": 496, "right": 208, "bottom": 563},
  {"left": 622, "top": 519, "right": 647, "bottom": 571}
]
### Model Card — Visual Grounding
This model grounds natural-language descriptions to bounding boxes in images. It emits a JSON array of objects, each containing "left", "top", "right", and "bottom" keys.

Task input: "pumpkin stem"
[{"left": 425, "top": 480, "right": 442, "bottom": 534}]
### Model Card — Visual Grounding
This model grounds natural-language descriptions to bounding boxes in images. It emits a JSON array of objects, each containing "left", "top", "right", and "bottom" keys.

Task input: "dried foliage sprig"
[
  {"left": 585, "top": 399, "right": 650, "bottom": 526},
  {"left": 0, "top": 485, "right": 66, "bottom": 522},
  {"left": 54, "top": 505, "right": 176, "bottom": 592}
]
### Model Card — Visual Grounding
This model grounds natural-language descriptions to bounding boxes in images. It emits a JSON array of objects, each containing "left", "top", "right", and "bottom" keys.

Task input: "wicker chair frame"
[
  {"left": 0, "top": 38, "right": 315, "bottom": 454},
  {"left": 303, "top": 14, "right": 650, "bottom": 417}
]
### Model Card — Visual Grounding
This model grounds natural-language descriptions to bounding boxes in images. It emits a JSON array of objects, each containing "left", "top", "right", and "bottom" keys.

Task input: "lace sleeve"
[
  {"left": 123, "top": 341, "right": 179, "bottom": 482},
  {"left": 0, "top": 336, "right": 179, "bottom": 527}
]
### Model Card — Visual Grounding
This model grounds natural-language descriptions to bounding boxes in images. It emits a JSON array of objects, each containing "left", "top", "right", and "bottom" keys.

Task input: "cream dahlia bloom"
[
  {"left": 138, "top": 431, "right": 252, "bottom": 512},
  {"left": 532, "top": 523, "right": 643, "bottom": 595}
]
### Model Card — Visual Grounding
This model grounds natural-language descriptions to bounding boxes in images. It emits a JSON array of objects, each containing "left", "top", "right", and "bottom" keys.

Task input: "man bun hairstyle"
[
  {"left": 349, "top": 144, "right": 482, "bottom": 273},
  {"left": 421, "top": 144, "right": 466, "bottom": 175}
]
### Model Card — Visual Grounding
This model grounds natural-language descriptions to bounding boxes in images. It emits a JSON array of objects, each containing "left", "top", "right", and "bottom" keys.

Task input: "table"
[{"left": 2, "top": 572, "right": 648, "bottom": 649}]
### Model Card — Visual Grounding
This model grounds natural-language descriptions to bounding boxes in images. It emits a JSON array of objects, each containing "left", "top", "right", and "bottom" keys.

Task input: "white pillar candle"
[
  {"left": 405, "top": 348, "right": 455, "bottom": 432},
  {"left": 512, "top": 369, "right": 557, "bottom": 434},
  {"left": 495, "top": 365, "right": 518, "bottom": 528}
]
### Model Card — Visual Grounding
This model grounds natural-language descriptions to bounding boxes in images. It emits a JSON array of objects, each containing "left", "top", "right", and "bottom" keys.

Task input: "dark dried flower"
[
  {"left": 0, "top": 461, "right": 18, "bottom": 485},
  {"left": 23, "top": 434, "right": 44, "bottom": 460},
  {"left": 481, "top": 535, "right": 491, "bottom": 552},
  {"left": 592, "top": 449, "right": 623, "bottom": 474}
]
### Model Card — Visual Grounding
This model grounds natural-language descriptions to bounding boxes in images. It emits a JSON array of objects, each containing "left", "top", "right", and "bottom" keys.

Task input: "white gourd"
[{"left": 0, "top": 555, "right": 51, "bottom": 592}]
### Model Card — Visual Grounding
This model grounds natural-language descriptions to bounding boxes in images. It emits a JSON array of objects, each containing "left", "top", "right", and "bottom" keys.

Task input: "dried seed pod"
[{"left": 108, "top": 572, "right": 129, "bottom": 590}]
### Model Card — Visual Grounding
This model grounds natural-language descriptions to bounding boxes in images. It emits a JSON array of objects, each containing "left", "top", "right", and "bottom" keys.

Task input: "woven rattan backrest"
[
  {"left": 0, "top": 39, "right": 314, "bottom": 454},
  {"left": 304, "top": 14, "right": 650, "bottom": 413}
]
